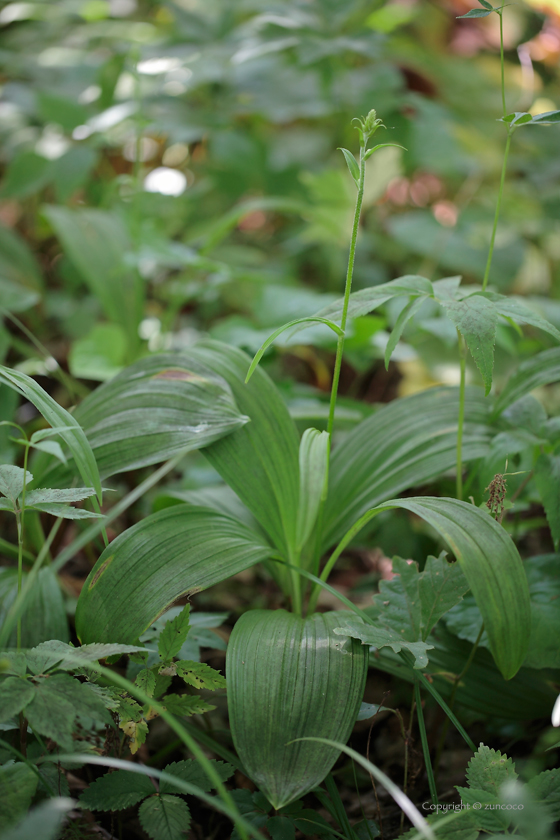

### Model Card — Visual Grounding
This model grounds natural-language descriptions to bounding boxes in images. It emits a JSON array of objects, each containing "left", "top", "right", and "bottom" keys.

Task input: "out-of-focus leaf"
[
  {"left": 227, "top": 609, "right": 367, "bottom": 809},
  {"left": 1, "top": 152, "right": 53, "bottom": 199},
  {"left": 245, "top": 317, "right": 343, "bottom": 383},
  {"left": 0, "top": 567, "right": 69, "bottom": 647},
  {"left": 0, "top": 465, "right": 33, "bottom": 503},
  {"left": 323, "top": 387, "right": 491, "bottom": 549},
  {"left": 534, "top": 454, "right": 560, "bottom": 549},
  {"left": 338, "top": 147, "right": 360, "bottom": 185},
  {"left": 384, "top": 295, "right": 427, "bottom": 369},
  {"left": 484, "top": 293, "right": 560, "bottom": 342},
  {"left": 0, "top": 763, "right": 38, "bottom": 832},
  {"left": 0, "top": 366, "right": 101, "bottom": 500},
  {"left": 527, "top": 769, "right": 560, "bottom": 820},
  {"left": 457, "top": 8, "right": 493, "bottom": 17},
  {"left": 68, "top": 323, "right": 128, "bottom": 382},
  {"left": 75, "top": 506, "right": 271, "bottom": 644},
  {"left": 493, "top": 347, "right": 560, "bottom": 416},
  {"left": 0, "top": 797, "right": 75, "bottom": 840}
]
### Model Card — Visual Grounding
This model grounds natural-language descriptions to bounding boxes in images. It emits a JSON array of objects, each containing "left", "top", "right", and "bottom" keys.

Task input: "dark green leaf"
[
  {"left": 76, "top": 505, "right": 271, "bottom": 644},
  {"left": 338, "top": 148, "right": 360, "bottom": 185},
  {"left": 534, "top": 455, "right": 560, "bottom": 549},
  {"left": 293, "top": 810, "right": 334, "bottom": 836},
  {"left": 159, "top": 759, "right": 234, "bottom": 795},
  {"left": 175, "top": 660, "right": 226, "bottom": 690},
  {"left": 0, "top": 567, "right": 69, "bottom": 648},
  {"left": 0, "top": 764, "right": 38, "bottom": 832},
  {"left": 135, "top": 669, "right": 156, "bottom": 697},
  {"left": 267, "top": 815, "right": 296, "bottom": 840},
  {"left": 440, "top": 293, "right": 497, "bottom": 394},
  {"left": 80, "top": 769, "right": 155, "bottom": 811},
  {"left": 138, "top": 794, "right": 191, "bottom": 840},
  {"left": 159, "top": 605, "right": 191, "bottom": 663},
  {"left": 227, "top": 609, "right": 367, "bottom": 809},
  {"left": 1, "top": 152, "right": 53, "bottom": 199}
]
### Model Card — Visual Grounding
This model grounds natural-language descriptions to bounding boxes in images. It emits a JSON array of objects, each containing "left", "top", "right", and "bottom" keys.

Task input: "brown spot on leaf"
[
  {"left": 89, "top": 555, "right": 114, "bottom": 589},
  {"left": 153, "top": 368, "right": 206, "bottom": 382}
]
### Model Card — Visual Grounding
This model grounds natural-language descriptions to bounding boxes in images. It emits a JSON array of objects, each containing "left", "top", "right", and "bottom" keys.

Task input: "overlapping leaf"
[{"left": 75, "top": 505, "right": 271, "bottom": 644}]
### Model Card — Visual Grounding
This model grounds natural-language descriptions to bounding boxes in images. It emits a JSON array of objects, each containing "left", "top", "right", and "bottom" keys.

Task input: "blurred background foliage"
[{"left": 0, "top": 0, "right": 559, "bottom": 410}]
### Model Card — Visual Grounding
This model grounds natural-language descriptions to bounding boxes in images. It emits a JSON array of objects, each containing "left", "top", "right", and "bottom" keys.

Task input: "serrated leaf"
[
  {"left": 80, "top": 769, "right": 155, "bottom": 811},
  {"left": 163, "top": 693, "right": 215, "bottom": 717},
  {"left": 0, "top": 466, "right": 33, "bottom": 503},
  {"left": 296, "top": 428, "right": 329, "bottom": 550},
  {"left": 76, "top": 506, "right": 271, "bottom": 645},
  {"left": 26, "top": 675, "right": 113, "bottom": 744},
  {"left": 135, "top": 669, "right": 156, "bottom": 697},
  {"left": 440, "top": 294, "right": 497, "bottom": 394},
  {"left": 25, "top": 502, "right": 103, "bottom": 519},
  {"left": 457, "top": 8, "right": 493, "bottom": 17},
  {"left": 0, "top": 763, "right": 38, "bottom": 832},
  {"left": 159, "top": 605, "right": 191, "bottom": 663},
  {"left": 455, "top": 787, "right": 507, "bottom": 832},
  {"left": 175, "top": 660, "right": 226, "bottom": 690},
  {"left": 0, "top": 677, "right": 36, "bottom": 723},
  {"left": 117, "top": 695, "right": 143, "bottom": 722},
  {"left": 26, "top": 640, "right": 145, "bottom": 673},
  {"left": 139, "top": 794, "right": 191, "bottom": 840},
  {"left": 333, "top": 614, "right": 433, "bottom": 668},
  {"left": 267, "top": 815, "right": 296, "bottom": 840},
  {"left": 24, "top": 487, "right": 96, "bottom": 505},
  {"left": 159, "top": 759, "right": 234, "bottom": 795},
  {"left": 120, "top": 718, "right": 149, "bottom": 754},
  {"left": 527, "top": 768, "right": 560, "bottom": 819},
  {"left": 384, "top": 296, "right": 427, "bottom": 369},
  {"left": 466, "top": 744, "right": 518, "bottom": 795},
  {"left": 338, "top": 148, "right": 360, "bottom": 185},
  {"left": 534, "top": 454, "right": 560, "bottom": 549}
]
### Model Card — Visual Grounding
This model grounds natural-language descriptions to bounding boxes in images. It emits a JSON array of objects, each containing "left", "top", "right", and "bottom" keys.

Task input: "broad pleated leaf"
[
  {"left": 296, "top": 428, "right": 328, "bottom": 550},
  {"left": 39, "top": 353, "right": 248, "bottom": 480},
  {"left": 534, "top": 455, "right": 560, "bottom": 549},
  {"left": 0, "top": 567, "right": 69, "bottom": 647},
  {"left": 349, "top": 497, "right": 530, "bottom": 679},
  {"left": 322, "top": 386, "right": 491, "bottom": 550},
  {"left": 75, "top": 505, "right": 271, "bottom": 644},
  {"left": 189, "top": 341, "right": 300, "bottom": 557},
  {"left": 226, "top": 609, "right": 367, "bottom": 809},
  {"left": 441, "top": 294, "right": 497, "bottom": 394},
  {"left": 0, "top": 366, "right": 101, "bottom": 500},
  {"left": 493, "top": 347, "right": 560, "bottom": 416},
  {"left": 314, "top": 275, "right": 433, "bottom": 324}
]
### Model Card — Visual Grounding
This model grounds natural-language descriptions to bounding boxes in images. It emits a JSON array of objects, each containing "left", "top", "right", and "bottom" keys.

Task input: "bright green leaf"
[
  {"left": 158, "top": 605, "right": 191, "bottom": 663},
  {"left": 0, "top": 466, "right": 33, "bottom": 504},
  {"left": 135, "top": 668, "right": 156, "bottom": 697},
  {"left": 466, "top": 744, "right": 518, "bottom": 795},
  {"left": 338, "top": 148, "right": 360, "bottom": 185},
  {"left": 296, "top": 428, "right": 329, "bottom": 550},
  {"left": 175, "top": 660, "right": 226, "bottom": 690}
]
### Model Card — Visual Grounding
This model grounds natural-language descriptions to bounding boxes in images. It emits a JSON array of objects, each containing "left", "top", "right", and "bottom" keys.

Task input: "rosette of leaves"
[{"left": 80, "top": 759, "right": 234, "bottom": 840}]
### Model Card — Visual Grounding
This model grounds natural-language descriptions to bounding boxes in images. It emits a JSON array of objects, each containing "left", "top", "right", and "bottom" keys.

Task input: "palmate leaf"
[
  {"left": 75, "top": 505, "right": 271, "bottom": 644},
  {"left": 189, "top": 341, "right": 300, "bottom": 558},
  {"left": 333, "top": 616, "right": 433, "bottom": 669},
  {"left": 0, "top": 366, "right": 101, "bottom": 500},
  {"left": 226, "top": 609, "right": 367, "bottom": 809},
  {"left": 333, "top": 498, "right": 530, "bottom": 679},
  {"left": 322, "top": 386, "right": 491, "bottom": 550}
]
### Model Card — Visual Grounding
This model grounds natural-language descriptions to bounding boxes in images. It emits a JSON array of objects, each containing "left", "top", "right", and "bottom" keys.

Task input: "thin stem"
[
  {"left": 309, "top": 148, "right": 366, "bottom": 611},
  {"left": 16, "top": 443, "right": 30, "bottom": 648},
  {"left": 499, "top": 11, "right": 506, "bottom": 118},
  {"left": 482, "top": 130, "right": 512, "bottom": 292},
  {"left": 435, "top": 622, "right": 484, "bottom": 774},
  {"left": 415, "top": 681, "right": 438, "bottom": 807},
  {"left": 456, "top": 330, "right": 467, "bottom": 501}
]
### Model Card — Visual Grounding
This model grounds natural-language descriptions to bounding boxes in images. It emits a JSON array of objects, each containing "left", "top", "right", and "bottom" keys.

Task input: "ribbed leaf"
[
  {"left": 296, "top": 429, "right": 328, "bottom": 550},
  {"left": 226, "top": 609, "right": 367, "bottom": 809},
  {"left": 322, "top": 387, "right": 491, "bottom": 550},
  {"left": 75, "top": 505, "right": 271, "bottom": 644},
  {"left": 344, "top": 498, "right": 530, "bottom": 679},
  {"left": 189, "top": 341, "right": 300, "bottom": 557},
  {"left": 493, "top": 347, "right": 560, "bottom": 416},
  {"left": 0, "top": 567, "right": 69, "bottom": 647},
  {"left": 0, "top": 366, "right": 101, "bottom": 500},
  {"left": 65, "top": 353, "right": 247, "bottom": 479},
  {"left": 484, "top": 293, "right": 560, "bottom": 343}
]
